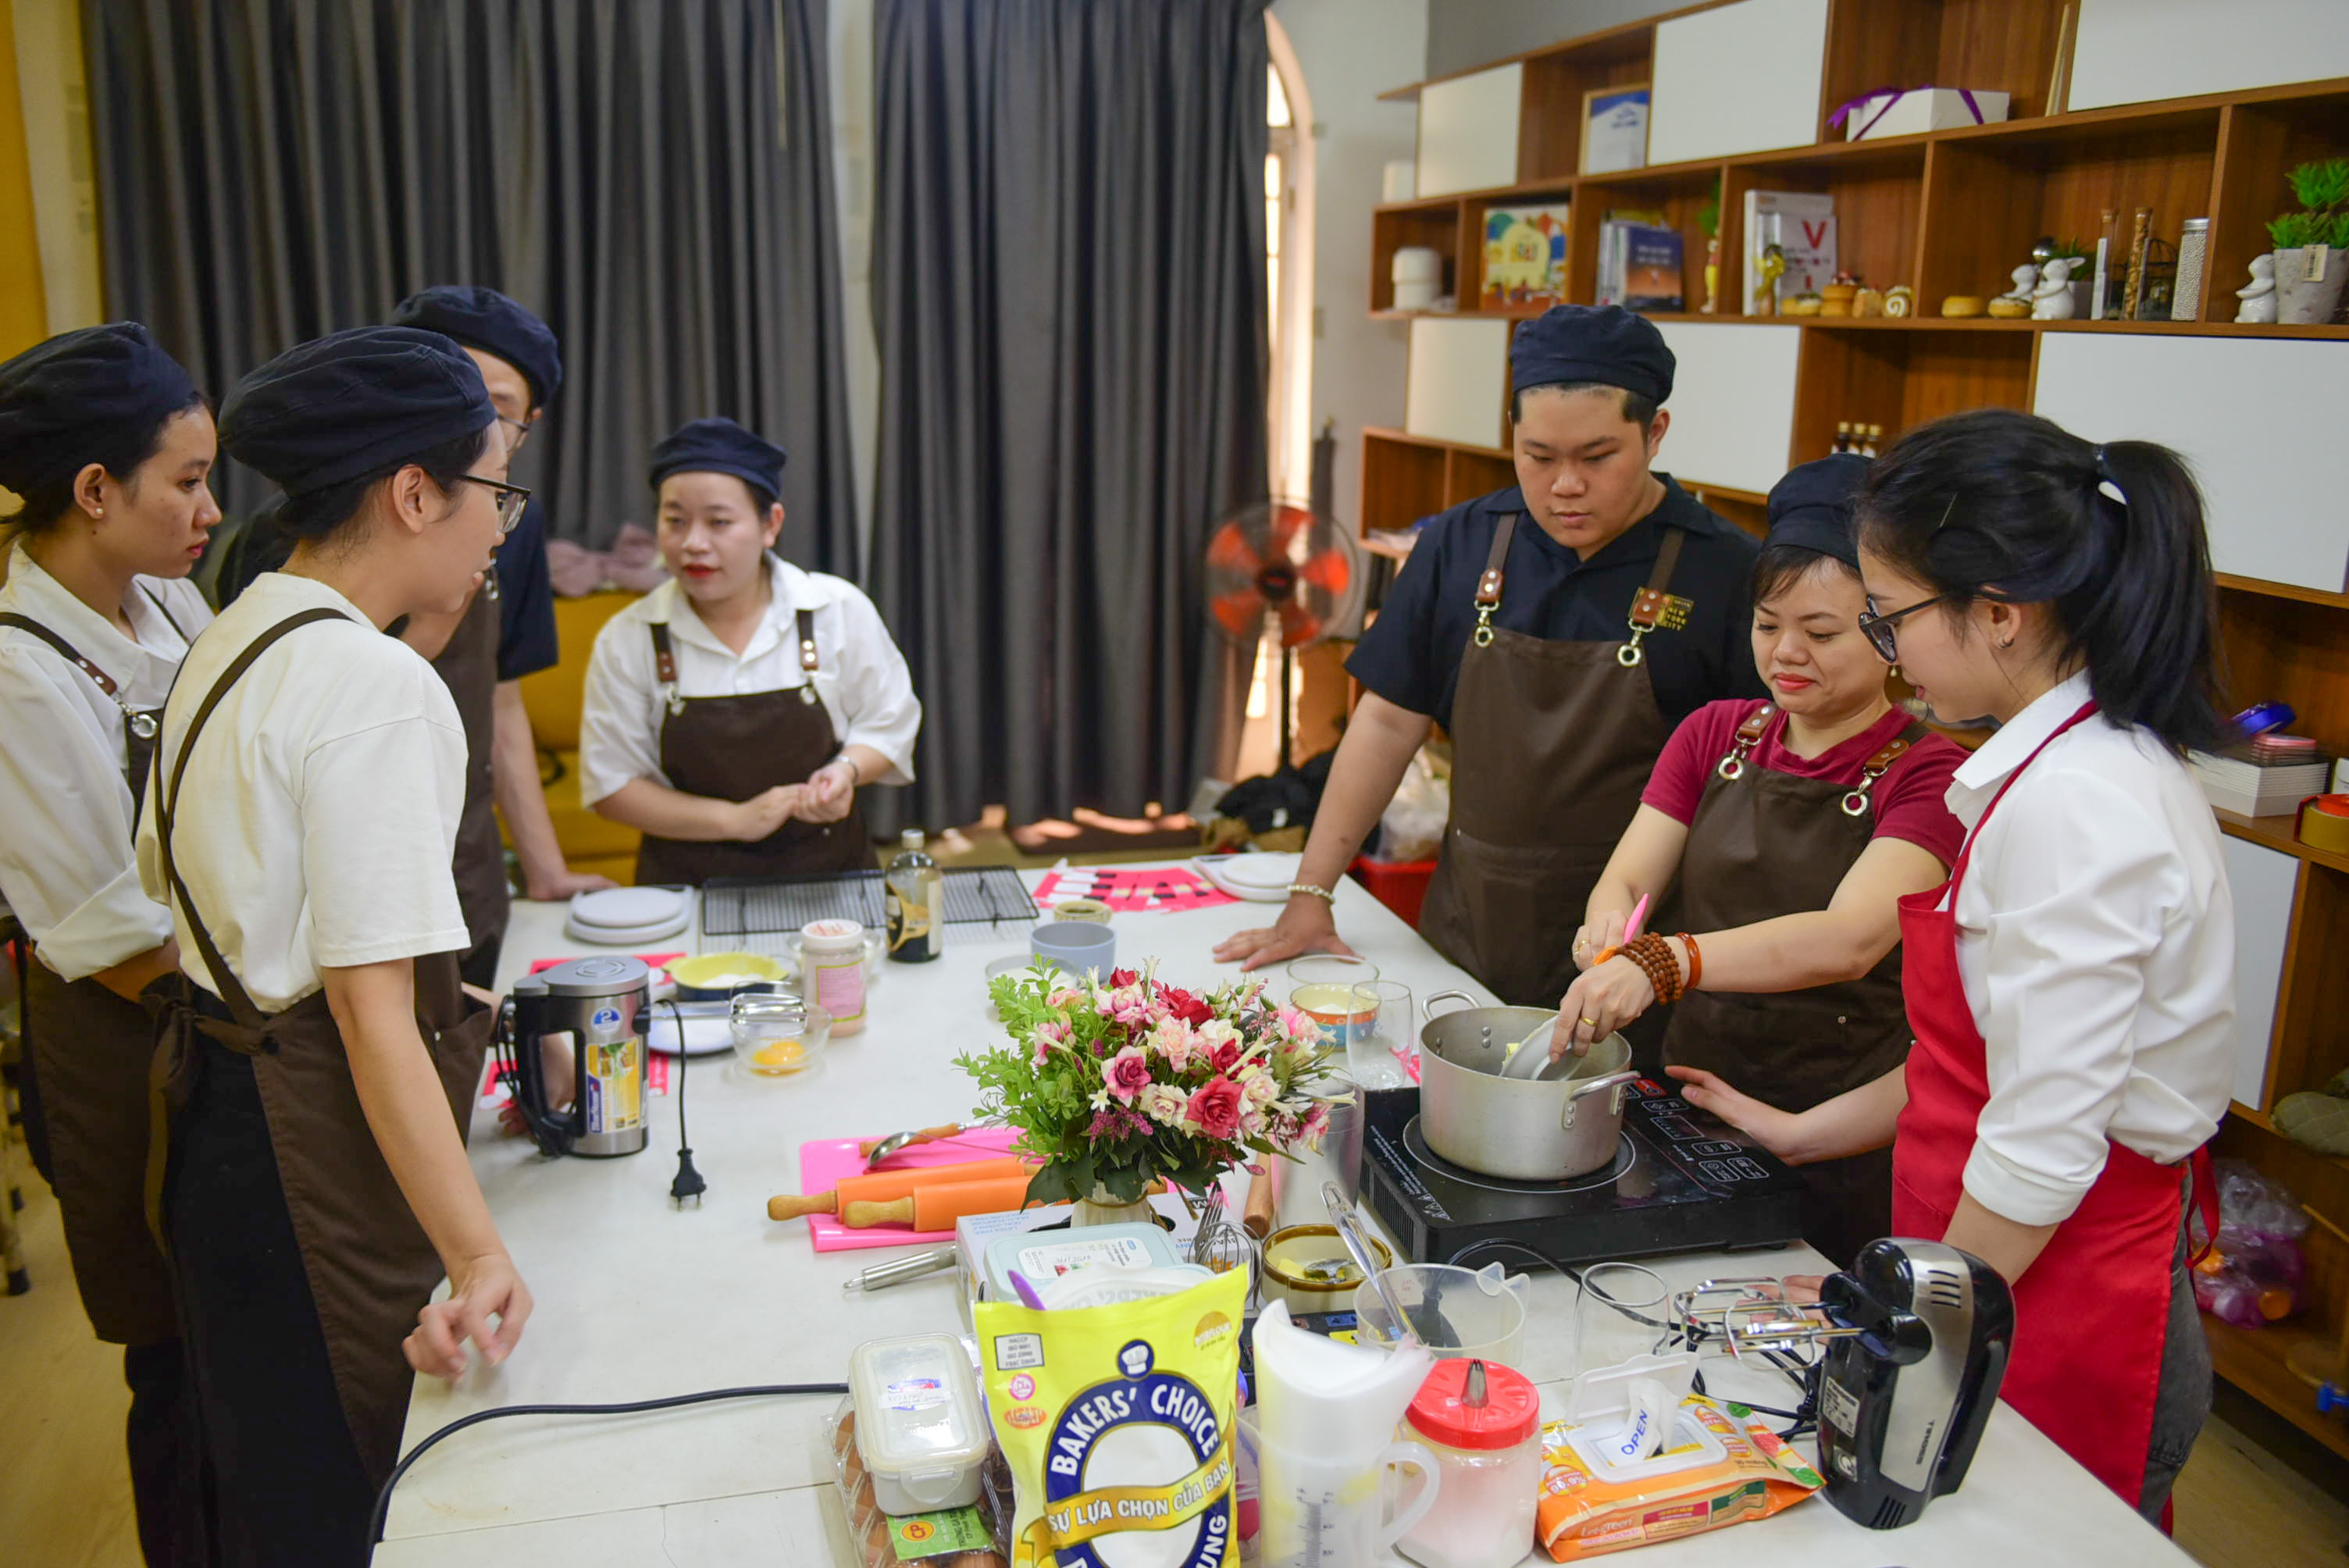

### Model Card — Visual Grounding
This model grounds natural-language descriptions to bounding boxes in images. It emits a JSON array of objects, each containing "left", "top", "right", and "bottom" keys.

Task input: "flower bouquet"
[{"left": 958, "top": 962, "right": 1346, "bottom": 1211}]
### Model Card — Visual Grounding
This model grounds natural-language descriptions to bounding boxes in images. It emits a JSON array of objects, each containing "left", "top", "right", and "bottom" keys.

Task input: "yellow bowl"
[{"left": 671, "top": 951, "right": 793, "bottom": 1000}]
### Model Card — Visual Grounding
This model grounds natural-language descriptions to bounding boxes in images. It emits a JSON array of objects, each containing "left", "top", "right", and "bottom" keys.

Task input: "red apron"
[{"left": 1891, "top": 700, "right": 2213, "bottom": 1513}]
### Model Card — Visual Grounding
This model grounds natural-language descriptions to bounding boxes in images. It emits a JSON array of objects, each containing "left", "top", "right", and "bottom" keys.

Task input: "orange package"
[{"left": 1536, "top": 1394, "right": 1823, "bottom": 1561}]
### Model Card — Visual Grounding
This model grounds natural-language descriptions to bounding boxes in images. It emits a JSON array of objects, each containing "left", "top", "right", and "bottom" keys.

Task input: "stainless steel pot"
[{"left": 1417, "top": 990, "right": 1640, "bottom": 1181}]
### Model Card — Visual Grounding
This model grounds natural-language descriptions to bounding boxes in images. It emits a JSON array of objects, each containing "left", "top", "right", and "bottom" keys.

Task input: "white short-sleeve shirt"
[
  {"left": 0, "top": 543, "right": 212, "bottom": 980},
  {"left": 576, "top": 554, "right": 921, "bottom": 807},
  {"left": 1946, "top": 671, "right": 2236, "bottom": 1228},
  {"left": 134, "top": 572, "right": 470, "bottom": 1014}
]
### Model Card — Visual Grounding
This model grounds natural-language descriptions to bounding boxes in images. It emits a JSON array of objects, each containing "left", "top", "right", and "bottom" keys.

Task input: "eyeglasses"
[
  {"left": 1856, "top": 591, "right": 1959, "bottom": 664},
  {"left": 458, "top": 474, "right": 533, "bottom": 537},
  {"left": 496, "top": 412, "right": 536, "bottom": 450}
]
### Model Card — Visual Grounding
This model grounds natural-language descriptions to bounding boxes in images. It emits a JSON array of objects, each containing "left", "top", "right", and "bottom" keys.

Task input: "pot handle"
[
  {"left": 1561, "top": 1070, "right": 1640, "bottom": 1131},
  {"left": 1424, "top": 989, "right": 1479, "bottom": 1020}
]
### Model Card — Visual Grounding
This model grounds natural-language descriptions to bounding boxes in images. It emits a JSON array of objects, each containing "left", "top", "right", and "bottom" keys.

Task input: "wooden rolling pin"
[
  {"left": 857, "top": 1123, "right": 963, "bottom": 1156},
  {"left": 766, "top": 1156, "right": 1028, "bottom": 1221},
  {"left": 1242, "top": 1167, "right": 1274, "bottom": 1240},
  {"left": 843, "top": 1172, "right": 1040, "bottom": 1230}
]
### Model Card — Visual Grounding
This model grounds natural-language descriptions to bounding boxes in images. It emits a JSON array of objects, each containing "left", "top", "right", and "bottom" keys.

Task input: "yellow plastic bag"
[{"left": 975, "top": 1269, "right": 1246, "bottom": 1567}]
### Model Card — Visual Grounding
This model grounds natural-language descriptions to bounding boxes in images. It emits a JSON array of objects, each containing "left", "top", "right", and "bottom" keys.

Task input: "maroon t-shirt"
[{"left": 1641, "top": 699, "right": 1968, "bottom": 869}]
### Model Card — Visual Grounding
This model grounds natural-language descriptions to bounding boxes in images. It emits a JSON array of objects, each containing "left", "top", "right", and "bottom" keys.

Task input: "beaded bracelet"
[{"left": 1620, "top": 932, "right": 1681, "bottom": 1005}]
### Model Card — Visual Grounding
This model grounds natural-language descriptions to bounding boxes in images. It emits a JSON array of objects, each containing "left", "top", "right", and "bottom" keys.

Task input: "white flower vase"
[
  {"left": 1073, "top": 1181, "right": 1154, "bottom": 1229},
  {"left": 2274, "top": 246, "right": 2349, "bottom": 325}
]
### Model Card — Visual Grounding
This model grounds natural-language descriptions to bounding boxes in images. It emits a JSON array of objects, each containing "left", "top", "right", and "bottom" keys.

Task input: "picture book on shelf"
[
  {"left": 1741, "top": 191, "right": 1837, "bottom": 314},
  {"left": 1620, "top": 224, "right": 1684, "bottom": 312},
  {"left": 1482, "top": 204, "right": 1570, "bottom": 307}
]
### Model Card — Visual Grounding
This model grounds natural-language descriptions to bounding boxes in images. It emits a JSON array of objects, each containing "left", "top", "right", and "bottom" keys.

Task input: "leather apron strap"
[
  {"left": 151, "top": 608, "right": 350, "bottom": 1034},
  {"left": 428, "top": 585, "right": 508, "bottom": 978},
  {"left": 0, "top": 611, "right": 162, "bottom": 808},
  {"left": 635, "top": 615, "right": 870, "bottom": 885},
  {"left": 1418, "top": 515, "right": 1691, "bottom": 1007}
]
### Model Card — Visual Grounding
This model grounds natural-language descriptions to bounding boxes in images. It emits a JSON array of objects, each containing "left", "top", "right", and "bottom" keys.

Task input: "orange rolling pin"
[
  {"left": 842, "top": 1171, "right": 1042, "bottom": 1230},
  {"left": 765, "top": 1156, "right": 1029, "bottom": 1221}
]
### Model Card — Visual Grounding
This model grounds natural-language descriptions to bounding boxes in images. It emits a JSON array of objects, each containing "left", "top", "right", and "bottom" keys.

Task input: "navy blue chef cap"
[
  {"left": 648, "top": 417, "right": 786, "bottom": 502},
  {"left": 1765, "top": 454, "right": 1872, "bottom": 567},
  {"left": 0, "top": 323, "right": 200, "bottom": 499},
  {"left": 220, "top": 326, "right": 494, "bottom": 497},
  {"left": 390, "top": 285, "right": 562, "bottom": 407},
  {"left": 1510, "top": 304, "right": 1674, "bottom": 406}
]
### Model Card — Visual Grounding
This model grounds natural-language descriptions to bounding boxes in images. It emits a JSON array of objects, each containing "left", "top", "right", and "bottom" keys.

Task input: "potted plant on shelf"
[
  {"left": 2268, "top": 159, "right": 2349, "bottom": 325},
  {"left": 961, "top": 962, "right": 1346, "bottom": 1226}
]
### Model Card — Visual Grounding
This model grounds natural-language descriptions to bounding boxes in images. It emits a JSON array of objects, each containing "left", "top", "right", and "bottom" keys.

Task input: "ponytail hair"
[{"left": 1857, "top": 408, "right": 2229, "bottom": 753}]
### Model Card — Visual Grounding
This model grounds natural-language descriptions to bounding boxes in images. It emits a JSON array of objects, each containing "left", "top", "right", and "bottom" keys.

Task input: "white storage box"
[
  {"left": 1838, "top": 87, "right": 2009, "bottom": 141},
  {"left": 847, "top": 1334, "right": 992, "bottom": 1515}
]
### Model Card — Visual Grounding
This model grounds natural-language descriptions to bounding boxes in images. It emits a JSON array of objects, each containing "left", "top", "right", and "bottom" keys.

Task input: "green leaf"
[{"left": 2287, "top": 158, "right": 2349, "bottom": 214}]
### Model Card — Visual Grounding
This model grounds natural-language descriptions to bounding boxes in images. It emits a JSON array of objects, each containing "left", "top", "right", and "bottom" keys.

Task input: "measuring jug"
[{"left": 1251, "top": 1302, "right": 1439, "bottom": 1567}]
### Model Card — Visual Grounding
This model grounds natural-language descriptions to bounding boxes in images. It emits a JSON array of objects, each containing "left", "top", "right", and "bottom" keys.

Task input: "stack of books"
[{"left": 2189, "top": 737, "right": 2332, "bottom": 816}]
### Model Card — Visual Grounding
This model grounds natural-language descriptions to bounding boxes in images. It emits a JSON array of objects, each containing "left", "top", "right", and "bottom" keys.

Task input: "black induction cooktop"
[{"left": 1360, "top": 1078, "right": 1807, "bottom": 1267}]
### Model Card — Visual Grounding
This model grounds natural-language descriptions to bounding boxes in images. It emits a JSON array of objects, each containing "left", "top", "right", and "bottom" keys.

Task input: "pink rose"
[
  {"left": 1239, "top": 1105, "right": 1266, "bottom": 1139},
  {"left": 1046, "top": 987, "right": 1085, "bottom": 1010},
  {"left": 1139, "top": 1083, "right": 1187, "bottom": 1125},
  {"left": 1110, "top": 968, "right": 1139, "bottom": 989},
  {"left": 1240, "top": 1067, "right": 1278, "bottom": 1107},
  {"left": 1104, "top": 1045, "right": 1153, "bottom": 1103},
  {"left": 1152, "top": 1016, "right": 1196, "bottom": 1071},
  {"left": 1187, "top": 1077, "right": 1246, "bottom": 1141}
]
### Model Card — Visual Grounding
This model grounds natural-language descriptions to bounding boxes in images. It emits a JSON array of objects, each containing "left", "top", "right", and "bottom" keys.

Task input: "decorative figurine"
[
  {"left": 2000, "top": 262, "right": 2040, "bottom": 304},
  {"left": 1702, "top": 234, "right": 1722, "bottom": 314},
  {"left": 2235, "top": 252, "right": 2278, "bottom": 323},
  {"left": 1754, "top": 242, "right": 1787, "bottom": 315},
  {"left": 2031, "top": 256, "right": 2079, "bottom": 319},
  {"left": 1883, "top": 285, "right": 1915, "bottom": 318}
]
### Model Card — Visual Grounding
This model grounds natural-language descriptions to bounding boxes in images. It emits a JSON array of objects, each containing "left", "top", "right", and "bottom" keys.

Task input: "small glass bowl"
[{"left": 730, "top": 992, "right": 832, "bottom": 1077}]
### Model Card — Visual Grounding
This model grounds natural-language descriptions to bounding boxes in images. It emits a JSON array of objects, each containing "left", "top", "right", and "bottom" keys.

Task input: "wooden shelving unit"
[{"left": 1357, "top": 0, "right": 2349, "bottom": 1456}]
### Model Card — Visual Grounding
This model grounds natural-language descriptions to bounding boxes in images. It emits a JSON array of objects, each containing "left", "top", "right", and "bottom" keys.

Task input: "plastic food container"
[
  {"left": 1399, "top": 1358, "right": 1543, "bottom": 1568},
  {"left": 847, "top": 1333, "right": 993, "bottom": 1515},
  {"left": 982, "top": 1221, "right": 1186, "bottom": 1303}
]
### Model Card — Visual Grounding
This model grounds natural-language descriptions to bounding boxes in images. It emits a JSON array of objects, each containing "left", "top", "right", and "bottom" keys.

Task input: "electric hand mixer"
[{"left": 1680, "top": 1238, "right": 2013, "bottom": 1530}]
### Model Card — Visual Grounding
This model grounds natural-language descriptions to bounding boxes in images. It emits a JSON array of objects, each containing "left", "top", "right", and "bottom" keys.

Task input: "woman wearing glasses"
[
  {"left": 137, "top": 326, "right": 534, "bottom": 1565},
  {"left": 1549, "top": 454, "right": 1967, "bottom": 1267},
  {"left": 578, "top": 417, "right": 921, "bottom": 883},
  {"left": 1670, "top": 409, "right": 2232, "bottom": 1523}
]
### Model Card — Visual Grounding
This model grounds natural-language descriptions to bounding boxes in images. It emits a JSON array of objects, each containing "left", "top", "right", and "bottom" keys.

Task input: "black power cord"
[
  {"left": 367, "top": 1381, "right": 850, "bottom": 1544},
  {"left": 662, "top": 999, "right": 705, "bottom": 1205}
]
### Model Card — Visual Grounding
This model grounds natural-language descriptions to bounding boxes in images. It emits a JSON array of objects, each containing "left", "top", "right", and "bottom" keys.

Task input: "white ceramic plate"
[
  {"left": 1193, "top": 853, "right": 1299, "bottom": 903},
  {"left": 569, "top": 886, "right": 690, "bottom": 930},
  {"left": 562, "top": 910, "right": 691, "bottom": 946},
  {"left": 647, "top": 1011, "right": 733, "bottom": 1057}
]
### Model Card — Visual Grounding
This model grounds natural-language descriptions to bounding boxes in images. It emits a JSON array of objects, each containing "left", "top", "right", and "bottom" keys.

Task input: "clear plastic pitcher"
[
  {"left": 1353, "top": 1262, "right": 1530, "bottom": 1365},
  {"left": 1244, "top": 1408, "right": 1438, "bottom": 1568},
  {"left": 1250, "top": 1303, "right": 1440, "bottom": 1566}
]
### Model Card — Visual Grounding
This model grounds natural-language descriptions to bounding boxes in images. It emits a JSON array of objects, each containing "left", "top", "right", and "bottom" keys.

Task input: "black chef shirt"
[{"left": 1347, "top": 476, "right": 1766, "bottom": 732}]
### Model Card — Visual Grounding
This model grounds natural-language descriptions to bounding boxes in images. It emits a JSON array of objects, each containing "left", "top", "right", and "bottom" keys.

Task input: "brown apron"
[
  {"left": 1417, "top": 516, "right": 1689, "bottom": 1008},
  {"left": 0, "top": 607, "right": 179, "bottom": 1345},
  {"left": 633, "top": 608, "right": 872, "bottom": 885},
  {"left": 430, "top": 584, "right": 508, "bottom": 982},
  {"left": 147, "top": 609, "right": 494, "bottom": 1483},
  {"left": 1660, "top": 702, "right": 1927, "bottom": 1269}
]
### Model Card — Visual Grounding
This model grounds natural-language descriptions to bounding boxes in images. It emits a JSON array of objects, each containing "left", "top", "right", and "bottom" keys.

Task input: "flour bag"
[{"left": 975, "top": 1268, "right": 1246, "bottom": 1567}]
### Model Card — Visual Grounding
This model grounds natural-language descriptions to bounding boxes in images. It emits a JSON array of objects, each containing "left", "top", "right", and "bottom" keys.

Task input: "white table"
[{"left": 373, "top": 865, "right": 2191, "bottom": 1566}]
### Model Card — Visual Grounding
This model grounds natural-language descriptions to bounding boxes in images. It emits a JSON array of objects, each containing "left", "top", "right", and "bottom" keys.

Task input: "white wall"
[{"left": 1271, "top": 0, "right": 1427, "bottom": 535}]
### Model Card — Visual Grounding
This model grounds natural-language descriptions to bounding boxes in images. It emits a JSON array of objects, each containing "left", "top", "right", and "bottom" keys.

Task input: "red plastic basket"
[{"left": 1349, "top": 856, "right": 1436, "bottom": 928}]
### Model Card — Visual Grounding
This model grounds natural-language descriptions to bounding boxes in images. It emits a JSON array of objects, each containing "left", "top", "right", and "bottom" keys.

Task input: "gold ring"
[{"left": 1580, "top": 1017, "right": 1599, "bottom": 1028}]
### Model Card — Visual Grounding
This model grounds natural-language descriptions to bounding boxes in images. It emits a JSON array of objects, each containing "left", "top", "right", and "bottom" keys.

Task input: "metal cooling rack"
[{"left": 700, "top": 867, "right": 1038, "bottom": 939}]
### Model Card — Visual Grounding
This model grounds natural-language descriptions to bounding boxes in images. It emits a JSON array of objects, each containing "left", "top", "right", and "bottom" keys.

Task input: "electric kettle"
[{"left": 501, "top": 955, "right": 651, "bottom": 1158}]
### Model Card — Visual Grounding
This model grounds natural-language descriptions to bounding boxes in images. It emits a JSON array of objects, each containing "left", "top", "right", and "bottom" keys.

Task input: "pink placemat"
[{"left": 797, "top": 1126, "right": 1027, "bottom": 1253}]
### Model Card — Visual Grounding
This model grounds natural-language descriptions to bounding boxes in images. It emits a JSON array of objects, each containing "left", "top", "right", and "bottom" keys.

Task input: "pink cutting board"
[{"left": 797, "top": 1127, "right": 1028, "bottom": 1252}]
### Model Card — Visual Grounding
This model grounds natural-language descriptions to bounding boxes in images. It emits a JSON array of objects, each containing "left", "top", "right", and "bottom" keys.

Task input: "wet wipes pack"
[{"left": 975, "top": 1268, "right": 1246, "bottom": 1567}]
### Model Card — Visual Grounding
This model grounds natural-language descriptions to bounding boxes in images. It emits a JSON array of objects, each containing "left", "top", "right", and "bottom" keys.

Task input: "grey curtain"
[
  {"left": 82, "top": 0, "right": 857, "bottom": 571},
  {"left": 870, "top": 0, "right": 1271, "bottom": 830}
]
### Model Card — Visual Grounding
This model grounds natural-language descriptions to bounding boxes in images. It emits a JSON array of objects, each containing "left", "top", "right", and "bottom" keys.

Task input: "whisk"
[{"left": 1187, "top": 1183, "right": 1259, "bottom": 1307}]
